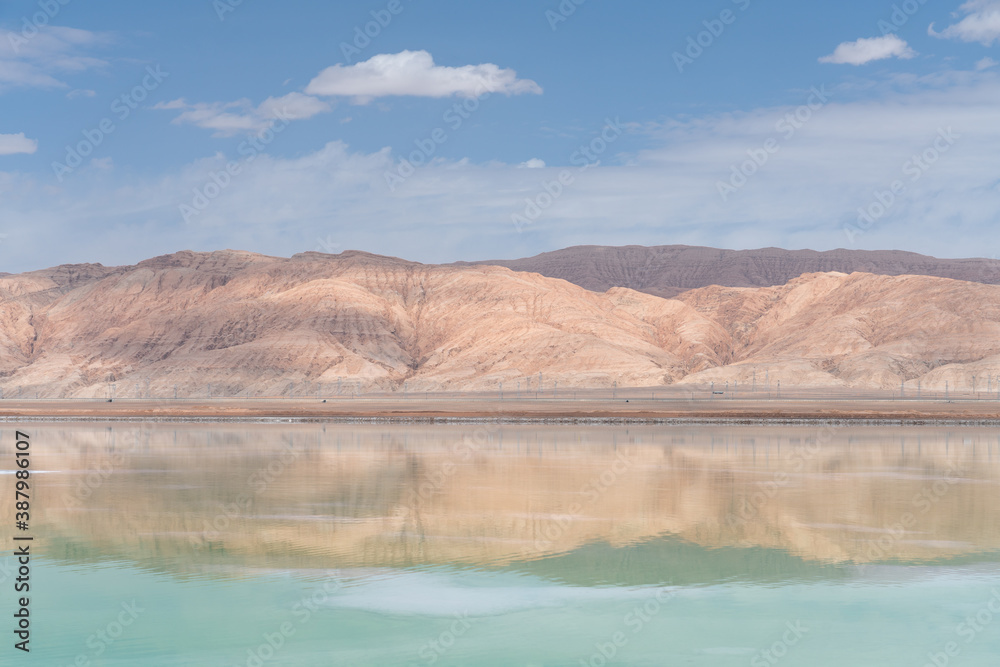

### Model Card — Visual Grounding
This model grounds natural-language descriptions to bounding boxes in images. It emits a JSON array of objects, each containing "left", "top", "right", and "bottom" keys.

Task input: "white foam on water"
[
  {"left": 322, "top": 569, "right": 677, "bottom": 617},
  {"left": 700, "top": 647, "right": 757, "bottom": 655}
]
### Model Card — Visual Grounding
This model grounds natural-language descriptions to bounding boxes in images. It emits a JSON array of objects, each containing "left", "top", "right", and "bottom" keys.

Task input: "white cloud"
[
  {"left": 155, "top": 92, "right": 332, "bottom": 137},
  {"left": 518, "top": 159, "right": 546, "bottom": 169},
  {"left": 0, "top": 133, "right": 37, "bottom": 155},
  {"left": 976, "top": 57, "right": 999, "bottom": 70},
  {"left": 930, "top": 0, "right": 1000, "bottom": 45},
  {"left": 157, "top": 51, "right": 538, "bottom": 137},
  {"left": 66, "top": 88, "right": 96, "bottom": 99},
  {"left": 819, "top": 35, "right": 917, "bottom": 66},
  {"left": 0, "top": 26, "right": 108, "bottom": 92},
  {"left": 5, "top": 70, "right": 1000, "bottom": 274},
  {"left": 257, "top": 92, "right": 332, "bottom": 120},
  {"left": 305, "top": 50, "right": 542, "bottom": 103}
]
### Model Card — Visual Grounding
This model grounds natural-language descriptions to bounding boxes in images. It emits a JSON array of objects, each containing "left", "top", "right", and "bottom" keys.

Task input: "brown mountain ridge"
[
  {"left": 0, "top": 247, "right": 999, "bottom": 397},
  {"left": 459, "top": 245, "right": 1000, "bottom": 298}
]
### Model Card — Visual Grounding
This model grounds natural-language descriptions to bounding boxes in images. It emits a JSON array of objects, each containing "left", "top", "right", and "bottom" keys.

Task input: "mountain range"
[
  {"left": 460, "top": 245, "right": 1000, "bottom": 298},
  {"left": 1, "top": 246, "right": 999, "bottom": 397}
]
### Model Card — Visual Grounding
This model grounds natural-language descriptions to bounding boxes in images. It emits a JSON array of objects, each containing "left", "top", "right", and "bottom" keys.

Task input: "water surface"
[{"left": 4, "top": 423, "right": 1000, "bottom": 665}]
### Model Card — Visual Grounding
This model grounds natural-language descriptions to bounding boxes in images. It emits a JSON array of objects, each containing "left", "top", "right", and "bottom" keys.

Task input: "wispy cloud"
[
  {"left": 820, "top": 35, "right": 917, "bottom": 66},
  {"left": 930, "top": 0, "right": 1000, "bottom": 46},
  {"left": 155, "top": 92, "right": 331, "bottom": 137},
  {"left": 305, "top": 50, "right": 542, "bottom": 104},
  {"left": 4, "top": 68, "right": 1000, "bottom": 273},
  {"left": 0, "top": 133, "right": 37, "bottom": 155},
  {"left": 156, "top": 51, "right": 540, "bottom": 136},
  {"left": 0, "top": 26, "right": 109, "bottom": 92}
]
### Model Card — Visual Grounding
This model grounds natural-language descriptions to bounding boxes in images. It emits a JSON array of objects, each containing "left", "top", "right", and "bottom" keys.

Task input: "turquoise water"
[{"left": 4, "top": 423, "right": 1000, "bottom": 665}]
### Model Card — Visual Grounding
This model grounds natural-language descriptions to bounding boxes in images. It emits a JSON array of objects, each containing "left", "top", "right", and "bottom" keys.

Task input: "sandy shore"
[{"left": 2, "top": 395, "right": 1000, "bottom": 422}]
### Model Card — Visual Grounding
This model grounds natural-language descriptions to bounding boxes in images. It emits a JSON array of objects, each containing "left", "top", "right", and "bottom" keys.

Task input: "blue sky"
[{"left": 1, "top": 0, "right": 999, "bottom": 272}]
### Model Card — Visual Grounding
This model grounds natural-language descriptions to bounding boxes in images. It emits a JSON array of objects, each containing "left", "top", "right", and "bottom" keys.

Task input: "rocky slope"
[
  {"left": 461, "top": 245, "right": 1000, "bottom": 298},
  {"left": 1, "top": 249, "right": 999, "bottom": 397}
]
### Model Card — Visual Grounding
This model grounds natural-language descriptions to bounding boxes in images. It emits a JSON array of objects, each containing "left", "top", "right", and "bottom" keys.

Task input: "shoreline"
[{"left": 2, "top": 397, "right": 1000, "bottom": 424}]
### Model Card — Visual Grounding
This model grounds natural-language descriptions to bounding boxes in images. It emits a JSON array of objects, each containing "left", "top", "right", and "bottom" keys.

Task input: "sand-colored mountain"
[{"left": 1, "top": 249, "right": 1000, "bottom": 397}]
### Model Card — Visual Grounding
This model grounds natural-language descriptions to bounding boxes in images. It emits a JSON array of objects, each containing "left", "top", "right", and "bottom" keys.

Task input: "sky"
[{"left": 1, "top": 0, "right": 1000, "bottom": 272}]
